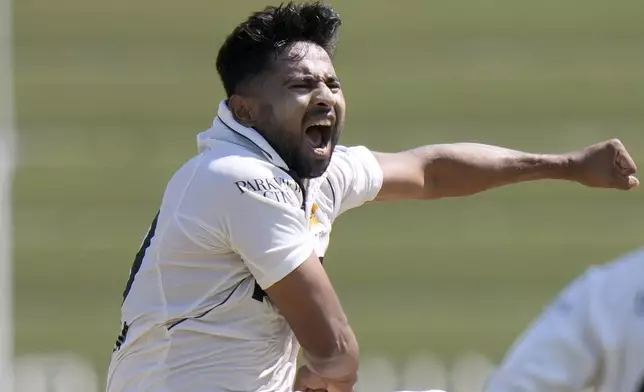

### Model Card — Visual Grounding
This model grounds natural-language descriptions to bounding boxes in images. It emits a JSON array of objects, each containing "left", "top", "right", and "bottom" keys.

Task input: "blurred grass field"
[{"left": 12, "top": 0, "right": 644, "bottom": 382}]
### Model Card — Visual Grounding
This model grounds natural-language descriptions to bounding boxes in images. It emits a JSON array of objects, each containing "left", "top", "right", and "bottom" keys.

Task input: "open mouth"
[{"left": 305, "top": 125, "right": 333, "bottom": 156}]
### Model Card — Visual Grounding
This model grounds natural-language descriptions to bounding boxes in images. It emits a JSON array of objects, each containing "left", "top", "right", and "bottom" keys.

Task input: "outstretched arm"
[{"left": 373, "top": 139, "right": 639, "bottom": 201}]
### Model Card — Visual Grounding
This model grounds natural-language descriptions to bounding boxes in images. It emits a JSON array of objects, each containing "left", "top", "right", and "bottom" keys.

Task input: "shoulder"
[
  {"left": 324, "top": 144, "right": 383, "bottom": 199},
  {"left": 577, "top": 248, "right": 644, "bottom": 323},
  {"left": 545, "top": 251, "right": 644, "bottom": 316},
  {"left": 204, "top": 153, "right": 285, "bottom": 183},
  {"left": 198, "top": 142, "right": 285, "bottom": 180},
  {"left": 325, "top": 145, "right": 381, "bottom": 181},
  {"left": 198, "top": 151, "right": 304, "bottom": 210},
  {"left": 329, "top": 145, "right": 379, "bottom": 165},
  {"left": 585, "top": 248, "right": 644, "bottom": 289}
]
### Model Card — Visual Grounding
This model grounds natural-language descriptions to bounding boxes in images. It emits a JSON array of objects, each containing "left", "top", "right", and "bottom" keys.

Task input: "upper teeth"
[{"left": 310, "top": 119, "right": 332, "bottom": 127}]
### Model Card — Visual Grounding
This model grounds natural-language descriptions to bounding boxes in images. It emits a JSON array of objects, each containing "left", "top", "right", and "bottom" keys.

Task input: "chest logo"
[{"left": 309, "top": 203, "right": 321, "bottom": 228}]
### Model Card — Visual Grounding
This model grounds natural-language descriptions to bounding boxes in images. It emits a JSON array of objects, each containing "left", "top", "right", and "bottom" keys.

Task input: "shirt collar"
[{"left": 197, "top": 100, "right": 289, "bottom": 170}]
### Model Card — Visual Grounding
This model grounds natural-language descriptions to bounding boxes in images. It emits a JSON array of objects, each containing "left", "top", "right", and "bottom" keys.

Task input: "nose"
[{"left": 312, "top": 84, "right": 336, "bottom": 108}]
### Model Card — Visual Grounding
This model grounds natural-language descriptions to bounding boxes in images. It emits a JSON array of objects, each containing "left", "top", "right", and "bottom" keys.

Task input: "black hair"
[{"left": 216, "top": 1, "right": 342, "bottom": 97}]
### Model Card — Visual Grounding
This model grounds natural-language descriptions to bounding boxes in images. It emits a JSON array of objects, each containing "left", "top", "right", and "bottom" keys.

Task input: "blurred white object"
[
  {"left": 15, "top": 353, "right": 98, "bottom": 392},
  {"left": 400, "top": 354, "right": 448, "bottom": 391},
  {"left": 450, "top": 352, "right": 495, "bottom": 392},
  {"left": 0, "top": 0, "right": 16, "bottom": 390},
  {"left": 486, "top": 247, "right": 644, "bottom": 392},
  {"left": 395, "top": 390, "right": 447, "bottom": 392},
  {"left": 355, "top": 356, "right": 398, "bottom": 392}
]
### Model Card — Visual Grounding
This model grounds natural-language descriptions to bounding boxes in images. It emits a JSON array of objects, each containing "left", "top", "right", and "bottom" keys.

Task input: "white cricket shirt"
[
  {"left": 105, "top": 101, "right": 384, "bottom": 392},
  {"left": 485, "top": 247, "right": 644, "bottom": 392}
]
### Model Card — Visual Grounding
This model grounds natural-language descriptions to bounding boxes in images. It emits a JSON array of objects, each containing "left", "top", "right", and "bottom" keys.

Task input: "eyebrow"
[{"left": 282, "top": 74, "right": 341, "bottom": 85}]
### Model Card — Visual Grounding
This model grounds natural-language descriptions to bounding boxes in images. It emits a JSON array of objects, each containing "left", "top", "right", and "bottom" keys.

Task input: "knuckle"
[{"left": 608, "top": 138, "right": 623, "bottom": 149}]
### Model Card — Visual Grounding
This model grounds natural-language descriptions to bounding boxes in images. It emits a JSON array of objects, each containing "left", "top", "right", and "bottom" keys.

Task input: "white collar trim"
[{"left": 198, "top": 100, "right": 289, "bottom": 170}]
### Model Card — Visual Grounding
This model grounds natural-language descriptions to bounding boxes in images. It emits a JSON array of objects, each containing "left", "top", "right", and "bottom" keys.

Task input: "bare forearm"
[
  {"left": 413, "top": 143, "right": 574, "bottom": 198},
  {"left": 301, "top": 322, "right": 359, "bottom": 381}
]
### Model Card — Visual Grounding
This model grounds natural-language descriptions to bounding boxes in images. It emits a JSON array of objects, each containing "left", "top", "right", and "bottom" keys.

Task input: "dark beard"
[
  {"left": 261, "top": 130, "right": 339, "bottom": 179},
  {"left": 293, "top": 155, "right": 330, "bottom": 179},
  {"left": 252, "top": 106, "right": 342, "bottom": 179},
  {"left": 271, "top": 135, "right": 324, "bottom": 179}
]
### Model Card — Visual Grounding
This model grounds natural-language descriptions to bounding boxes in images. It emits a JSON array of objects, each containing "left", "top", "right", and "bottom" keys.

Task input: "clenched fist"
[{"left": 568, "top": 139, "right": 639, "bottom": 190}]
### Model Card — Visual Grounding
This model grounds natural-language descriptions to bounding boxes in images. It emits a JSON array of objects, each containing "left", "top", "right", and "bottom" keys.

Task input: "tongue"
[{"left": 307, "top": 127, "right": 323, "bottom": 148}]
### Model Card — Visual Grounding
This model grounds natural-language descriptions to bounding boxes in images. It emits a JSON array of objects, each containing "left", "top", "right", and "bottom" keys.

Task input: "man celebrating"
[{"left": 105, "top": 2, "right": 638, "bottom": 392}]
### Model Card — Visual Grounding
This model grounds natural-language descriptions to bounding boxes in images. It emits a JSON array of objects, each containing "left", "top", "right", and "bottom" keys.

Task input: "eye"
[
  {"left": 327, "top": 82, "right": 341, "bottom": 92},
  {"left": 289, "top": 82, "right": 312, "bottom": 92}
]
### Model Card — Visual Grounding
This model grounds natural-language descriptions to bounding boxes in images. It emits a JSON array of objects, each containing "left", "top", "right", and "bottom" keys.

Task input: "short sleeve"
[
  {"left": 325, "top": 145, "right": 384, "bottom": 217},
  {"left": 189, "top": 156, "right": 317, "bottom": 290},
  {"left": 484, "top": 269, "right": 601, "bottom": 392}
]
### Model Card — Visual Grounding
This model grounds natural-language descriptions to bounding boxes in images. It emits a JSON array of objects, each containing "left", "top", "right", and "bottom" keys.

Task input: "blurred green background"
[{"left": 12, "top": 0, "right": 644, "bottom": 386}]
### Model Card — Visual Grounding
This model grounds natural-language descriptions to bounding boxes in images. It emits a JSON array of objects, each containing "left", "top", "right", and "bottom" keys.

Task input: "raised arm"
[{"left": 373, "top": 139, "right": 639, "bottom": 201}]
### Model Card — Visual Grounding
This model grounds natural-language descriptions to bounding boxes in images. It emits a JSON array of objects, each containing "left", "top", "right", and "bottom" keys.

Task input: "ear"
[{"left": 228, "top": 95, "right": 256, "bottom": 127}]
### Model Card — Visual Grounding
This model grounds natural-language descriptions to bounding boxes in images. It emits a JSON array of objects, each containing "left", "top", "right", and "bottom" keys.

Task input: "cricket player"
[
  {"left": 484, "top": 247, "right": 644, "bottom": 392},
  {"left": 105, "top": 2, "right": 639, "bottom": 392}
]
